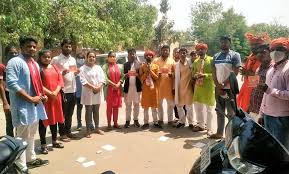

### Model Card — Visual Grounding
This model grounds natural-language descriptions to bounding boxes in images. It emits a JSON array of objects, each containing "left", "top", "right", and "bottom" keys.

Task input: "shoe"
[
  {"left": 22, "top": 169, "right": 30, "bottom": 174},
  {"left": 168, "top": 121, "right": 174, "bottom": 127},
  {"left": 124, "top": 121, "right": 130, "bottom": 128},
  {"left": 67, "top": 133, "right": 78, "bottom": 139},
  {"left": 176, "top": 123, "right": 185, "bottom": 128},
  {"left": 27, "top": 158, "right": 49, "bottom": 169},
  {"left": 173, "top": 119, "right": 179, "bottom": 123},
  {"left": 192, "top": 126, "right": 205, "bottom": 132},
  {"left": 89, "top": 124, "right": 95, "bottom": 131},
  {"left": 76, "top": 123, "right": 82, "bottom": 131},
  {"left": 209, "top": 133, "right": 223, "bottom": 139},
  {"left": 154, "top": 123, "right": 163, "bottom": 129},
  {"left": 134, "top": 120, "right": 141, "bottom": 127},
  {"left": 52, "top": 142, "right": 64, "bottom": 148},
  {"left": 86, "top": 133, "right": 91, "bottom": 138},
  {"left": 158, "top": 120, "right": 164, "bottom": 125},
  {"left": 113, "top": 124, "right": 121, "bottom": 129},
  {"left": 188, "top": 124, "right": 195, "bottom": 131},
  {"left": 59, "top": 135, "right": 70, "bottom": 142},
  {"left": 94, "top": 129, "right": 104, "bottom": 135},
  {"left": 141, "top": 124, "right": 149, "bottom": 129},
  {"left": 40, "top": 145, "right": 48, "bottom": 155}
]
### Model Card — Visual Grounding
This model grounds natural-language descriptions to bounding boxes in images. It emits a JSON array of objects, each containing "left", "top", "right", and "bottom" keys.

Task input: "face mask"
[
  {"left": 270, "top": 51, "right": 285, "bottom": 63},
  {"left": 77, "top": 59, "right": 85, "bottom": 65}
]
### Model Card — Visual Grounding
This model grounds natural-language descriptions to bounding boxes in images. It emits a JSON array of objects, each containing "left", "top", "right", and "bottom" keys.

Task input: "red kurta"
[
  {"left": 237, "top": 55, "right": 261, "bottom": 112},
  {"left": 42, "top": 65, "right": 65, "bottom": 127}
]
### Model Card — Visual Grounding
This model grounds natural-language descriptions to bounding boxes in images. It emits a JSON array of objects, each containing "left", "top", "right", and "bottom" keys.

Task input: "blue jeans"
[{"left": 263, "top": 114, "right": 289, "bottom": 150}]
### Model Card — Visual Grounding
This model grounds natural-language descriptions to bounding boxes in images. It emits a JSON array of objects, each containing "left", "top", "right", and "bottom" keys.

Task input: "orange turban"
[
  {"left": 269, "top": 37, "right": 289, "bottom": 51},
  {"left": 245, "top": 32, "right": 270, "bottom": 45},
  {"left": 195, "top": 43, "right": 208, "bottom": 50},
  {"left": 144, "top": 50, "right": 155, "bottom": 57}
]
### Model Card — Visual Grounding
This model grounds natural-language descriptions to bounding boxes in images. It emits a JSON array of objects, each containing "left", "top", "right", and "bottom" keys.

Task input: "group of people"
[{"left": 1, "top": 32, "right": 289, "bottom": 173}]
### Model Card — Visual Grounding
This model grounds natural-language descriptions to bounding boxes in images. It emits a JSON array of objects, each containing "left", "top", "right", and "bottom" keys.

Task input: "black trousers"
[
  {"left": 174, "top": 105, "right": 187, "bottom": 119},
  {"left": 76, "top": 97, "right": 83, "bottom": 125},
  {"left": 39, "top": 120, "right": 57, "bottom": 145},
  {"left": 62, "top": 93, "right": 76, "bottom": 134},
  {"left": 5, "top": 91, "right": 14, "bottom": 137}
]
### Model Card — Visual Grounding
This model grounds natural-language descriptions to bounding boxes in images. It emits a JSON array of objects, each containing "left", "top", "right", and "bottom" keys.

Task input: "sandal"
[
  {"left": 27, "top": 158, "right": 49, "bottom": 169},
  {"left": 86, "top": 132, "right": 91, "bottom": 138},
  {"left": 52, "top": 142, "right": 64, "bottom": 148},
  {"left": 40, "top": 145, "right": 48, "bottom": 155}
]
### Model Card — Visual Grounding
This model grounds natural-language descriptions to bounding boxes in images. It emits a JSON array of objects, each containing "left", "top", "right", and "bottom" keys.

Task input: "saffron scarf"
[{"left": 26, "top": 58, "right": 44, "bottom": 96}]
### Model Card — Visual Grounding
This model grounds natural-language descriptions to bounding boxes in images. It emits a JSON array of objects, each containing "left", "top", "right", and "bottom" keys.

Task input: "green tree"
[
  {"left": 0, "top": 0, "right": 158, "bottom": 52},
  {"left": 249, "top": 22, "right": 289, "bottom": 39}
]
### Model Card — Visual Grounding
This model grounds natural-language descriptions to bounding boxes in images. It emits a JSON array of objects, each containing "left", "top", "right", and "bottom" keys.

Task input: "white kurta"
[
  {"left": 80, "top": 64, "right": 105, "bottom": 105},
  {"left": 125, "top": 63, "right": 140, "bottom": 103}
]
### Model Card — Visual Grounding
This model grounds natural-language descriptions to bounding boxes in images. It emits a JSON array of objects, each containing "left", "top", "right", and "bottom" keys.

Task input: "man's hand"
[
  {"left": 74, "top": 69, "right": 80, "bottom": 75},
  {"left": 257, "top": 117, "right": 264, "bottom": 126},
  {"left": 259, "top": 83, "right": 268, "bottom": 92},
  {"left": 93, "top": 86, "right": 101, "bottom": 94},
  {"left": 3, "top": 103, "right": 10, "bottom": 113},
  {"left": 30, "top": 96, "right": 42, "bottom": 104},
  {"left": 62, "top": 69, "right": 69, "bottom": 76},
  {"left": 41, "top": 95, "right": 48, "bottom": 103}
]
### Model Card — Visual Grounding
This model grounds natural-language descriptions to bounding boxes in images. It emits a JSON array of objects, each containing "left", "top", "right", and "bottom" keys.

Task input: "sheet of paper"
[
  {"left": 101, "top": 144, "right": 116, "bottom": 151},
  {"left": 96, "top": 150, "right": 103, "bottom": 154},
  {"left": 158, "top": 136, "right": 169, "bottom": 142},
  {"left": 69, "top": 65, "right": 78, "bottom": 72},
  {"left": 82, "top": 161, "right": 96, "bottom": 168},
  {"left": 76, "top": 157, "right": 86, "bottom": 163}
]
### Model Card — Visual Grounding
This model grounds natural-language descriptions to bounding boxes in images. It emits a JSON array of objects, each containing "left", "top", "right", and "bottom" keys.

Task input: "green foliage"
[
  {"left": 160, "top": 0, "right": 170, "bottom": 15},
  {"left": 249, "top": 22, "right": 289, "bottom": 39},
  {"left": 0, "top": 0, "right": 157, "bottom": 52},
  {"left": 191, "top": 1, "right": 267, "bottom": 59}
]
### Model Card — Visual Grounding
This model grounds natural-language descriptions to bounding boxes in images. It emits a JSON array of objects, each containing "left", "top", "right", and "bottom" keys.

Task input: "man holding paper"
[
  {"left": 153, "top": 45, "right": 175, "bottom": 126},
  {"left": 51, "top": 38, "right": 78, "bottom": 141},
  {"left": 123, "top": 48, "right": 142, "bottom": 128}
]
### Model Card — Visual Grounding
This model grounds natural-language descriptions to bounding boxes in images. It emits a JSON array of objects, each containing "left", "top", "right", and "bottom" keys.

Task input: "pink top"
[{"left": 260, "top": 60, "right": 289, "bottom": 117}]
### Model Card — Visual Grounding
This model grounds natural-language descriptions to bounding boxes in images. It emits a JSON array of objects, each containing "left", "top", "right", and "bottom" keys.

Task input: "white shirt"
[
  {"left": 79, "top": 64, "right": 105, "bottom": 105},
  {"left": 51, "top": 54, "right": 77, "bottom": 93}
]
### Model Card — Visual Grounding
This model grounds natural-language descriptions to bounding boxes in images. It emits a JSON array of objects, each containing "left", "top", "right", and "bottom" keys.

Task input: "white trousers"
[
  {"left": 158, "top": 98, "right": 174, "bottom": 122},
  {"left": 125, "top": 101, "right": 140, "bottom": 121},
  {"left": 194, "top": 102, "right": 214, "bottom": 131},
  {"left": 177, "top": 104, "right": 194, "bottom": 125},
  {"left": 16, "top": 122, "right": 38, "bottom": 170},
  {"left": 144, "top": 108, "right": 158, "bottom": 124}
]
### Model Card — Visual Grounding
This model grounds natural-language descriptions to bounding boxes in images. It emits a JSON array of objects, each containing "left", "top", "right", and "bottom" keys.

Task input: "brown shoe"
[
  {"left": 209, "top": 133, "right": 223, "bottom": 139},
  {"left": 59, "top": 135, "right": 70, "bottom": 142},
  {"left": 192, "top": 126, "right": 205, "bottom": 132}
]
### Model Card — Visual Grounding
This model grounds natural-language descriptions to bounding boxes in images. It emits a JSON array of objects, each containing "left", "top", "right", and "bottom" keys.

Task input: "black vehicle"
[
  {"left": 0, "top": 136, "right": 27, "bottom": 174},
  {"left": 190, "top": 73, "right": 289, "bottom": 174}
]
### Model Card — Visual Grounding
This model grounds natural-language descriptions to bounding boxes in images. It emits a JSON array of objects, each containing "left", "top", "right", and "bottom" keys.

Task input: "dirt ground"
[{"left": 0, "top": 100, "right": 221, "bottom": 174}]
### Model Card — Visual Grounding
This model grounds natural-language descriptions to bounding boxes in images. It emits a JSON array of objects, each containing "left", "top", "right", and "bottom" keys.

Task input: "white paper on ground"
[
  {"left": 101, "top": 144, "right": 116, "bottom": 151},
  {"left": 76, "top": 157, "right": 86, "bottom": 163},
  {"left": 96, "top": 150, "right": 103, "bottom": 154},
  {"left": 158, "top": 136, "right": 169, "bottom": 142},
  {"left": 191, "top": 142, "right": 206, "bottom": 148},
  {"left": 47, "top": 144, "right": 53, "bottom": 147},
  {"left": 82, "top": 161, "right": 96, "bottom": 168}
]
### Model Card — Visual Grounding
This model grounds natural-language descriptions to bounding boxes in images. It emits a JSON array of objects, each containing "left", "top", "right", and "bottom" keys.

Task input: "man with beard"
[
  {"left": 237, "top": 32, "right": 270, "bottom": 112},
  {"left": 51, "top": 39, "right": 78, "bottom": 141},
  {"left": 6, "top": 36, "right": 49, "bottom": 172},
  {"left": 174, "top": 48, "right": 194, "bottom": 129},
  {"left": 192, "top": 43, "right": 215, "bottom": 135},
  {"left": 258, "top": 38, "right": 289, "bottom": 150},
  {"left": 153, "top": 45, "right": 175, "bottom": 126},
  {"left": 210, "top": 36, "right": 241, "bottom": 139},
  {"left": 248, "top": 44, "right": 273, "bottom": 121}
]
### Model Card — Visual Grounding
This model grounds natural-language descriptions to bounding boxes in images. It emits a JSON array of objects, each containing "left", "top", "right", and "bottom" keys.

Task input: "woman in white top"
[{"left": 80, "top": 51, "right": 105, "bottom": 138}]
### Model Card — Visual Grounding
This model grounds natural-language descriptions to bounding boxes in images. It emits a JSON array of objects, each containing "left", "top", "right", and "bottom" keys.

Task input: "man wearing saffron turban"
[{"left": 237, "top": 32, "right": 270, "bottom": 112}]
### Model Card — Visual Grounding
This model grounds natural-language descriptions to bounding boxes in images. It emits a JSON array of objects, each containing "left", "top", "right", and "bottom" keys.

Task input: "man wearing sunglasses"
[{"left": 258, "top": 37, "right": 289, "bottom": 150}]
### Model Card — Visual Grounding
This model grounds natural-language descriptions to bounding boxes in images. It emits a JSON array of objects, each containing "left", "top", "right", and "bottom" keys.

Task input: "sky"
[{"left": 148, "top": 0, "right": 289, "bottom": 31}]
